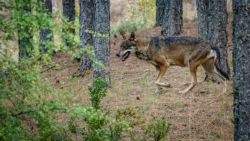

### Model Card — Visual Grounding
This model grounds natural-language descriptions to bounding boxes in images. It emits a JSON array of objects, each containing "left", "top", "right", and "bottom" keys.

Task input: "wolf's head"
[{"left": 116, "top": 32, "right": 140, "bottom": 61}]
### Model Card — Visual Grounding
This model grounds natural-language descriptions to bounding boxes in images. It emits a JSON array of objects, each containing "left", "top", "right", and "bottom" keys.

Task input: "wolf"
[{"left": 116, "top": 32, "right": 229, "bottom": 94}]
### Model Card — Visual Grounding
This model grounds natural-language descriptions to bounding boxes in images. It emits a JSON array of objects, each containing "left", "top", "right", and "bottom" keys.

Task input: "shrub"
[
  {"left": 88, "top": 78, "right": 108, "bottom": 109},
  {"left": 0, "top": 58, "right": 70, "bottom": 140},
  {"left": 71, "top": 106, "right": 129, "bottom": 141},
  {"left": 145, "top": 116, "right": 171, "bottom": 141},
  {"left": 111, "top": 17, "right": 147, "bottom": 35},
  {"left": 109, "top": 117, "right": 130, "bottom": 141}
]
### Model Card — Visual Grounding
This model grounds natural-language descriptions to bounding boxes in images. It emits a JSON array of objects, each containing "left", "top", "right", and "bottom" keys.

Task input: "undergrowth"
[{"left": 0, "top": 0, "right": 170, "bottom": 140}]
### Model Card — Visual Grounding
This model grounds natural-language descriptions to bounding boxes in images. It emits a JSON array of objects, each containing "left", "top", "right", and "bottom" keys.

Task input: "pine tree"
[
  {"left": 156, "top": 0, "right": 167, "bottom": 26},
  {"left": 196, "top": 0, "right": 230, "bottom": 75},
  {"left": 161, "top": 0, "right": 183, "bottom": 36},
  {"left": 79, "top": 0, "right": 95, "bottom": 74},
  {"left": 233, "top": 0, "right": 250, "bottom": 140},
  {"left": 93, "top": 0, "right": 110, "bottom": 86}
]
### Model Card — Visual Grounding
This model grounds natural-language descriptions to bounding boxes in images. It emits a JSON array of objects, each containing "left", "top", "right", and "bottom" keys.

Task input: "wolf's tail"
[{"left": 212, "top": 47, "right": 230, "bottom": 80}]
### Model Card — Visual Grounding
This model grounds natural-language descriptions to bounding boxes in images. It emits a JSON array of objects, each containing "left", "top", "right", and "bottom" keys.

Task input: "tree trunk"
[
  {"left": 156, "top": 0, "right": 166, "bottom": 26},
  {"left": 161, "top": 0, "right": 183, "bottom": 36},
  {"left": 40, "top": 0, "right": 53, "bottom": 54},
  {"left": 233, "top": 0, "right": 250, "bottom": 140},
  {"left": 16, "top": 0, "right": 33, "bottom": 60},
  {"left": 62, "top": 0, "right": 75, "bottom": 46},
  {"left": 196, "top": 0, "right": 209, "bottom": 40},
  {"left": 196, "top": 0, "right": 230, "bottom": 75},
  {"left": 93, "top": 0, "right": 110, "bottom": 86},
  {"left": 207, "top": 0, "right": 230, "bottom": 75},
  {"left": 79, "top": 0, "right": 95, "bottom": 73}
]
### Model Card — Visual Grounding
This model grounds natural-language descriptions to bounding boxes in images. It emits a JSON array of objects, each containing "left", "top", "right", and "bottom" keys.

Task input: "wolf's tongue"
[{"left": 122, "top": 52, "right": 130, "bottom": 61}]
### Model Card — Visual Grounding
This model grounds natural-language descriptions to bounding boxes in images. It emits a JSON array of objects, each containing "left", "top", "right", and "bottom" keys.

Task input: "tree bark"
[
  {"left": 156, "top": 0, "right": 166, "bottom": 26},
  {"left": 196, "top": 0, "right": 230, "bottom": 75},
  {"left": 207, "top": 0, "right": 230, "bottom": 75},
  {"left": 62, "top": 0, "right": 75, "bottom": 46},
  {"left": 16, "top": 0, "right": 33, "bottom": 60},
  {"left": 196, "top": 0, "right": 209, "bottom": 40},
  {"left": 93, "top": 0, "right": 110, "bottom": 86},
  {"left": 40, "top": 0, "right": 53, "bottom": 54},
  {"left": 161, "top": 0, "right": 183, "bottom": 36},
  {"left": 233, "top": 0, "right": 250, "bottom": 140},
  {"left": 79, "top": 0, "right": 95, "bottom": 73}
]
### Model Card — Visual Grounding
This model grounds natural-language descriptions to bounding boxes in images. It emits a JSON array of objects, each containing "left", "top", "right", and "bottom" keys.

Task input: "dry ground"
[{"left": 43, "top": 21, "right": 233, "bottom": 141}]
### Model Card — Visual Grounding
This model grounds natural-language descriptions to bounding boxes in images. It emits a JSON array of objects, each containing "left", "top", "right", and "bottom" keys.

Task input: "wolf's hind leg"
[
  {"left": 202, "top": 58, "right": 215, "bottom": 82},
  {"left": 203, "top": 58, "right": 225, "bottom": 83}
]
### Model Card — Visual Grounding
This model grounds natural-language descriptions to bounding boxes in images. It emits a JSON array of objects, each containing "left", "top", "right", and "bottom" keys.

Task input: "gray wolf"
[{"left": 116, "top": 32, "right": 229, "bottom": 94}]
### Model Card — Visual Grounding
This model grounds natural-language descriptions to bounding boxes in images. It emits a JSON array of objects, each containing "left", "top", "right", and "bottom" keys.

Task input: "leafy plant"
[
  {"left": 0, "top": 57, "right": 70, "bottom": 140},
  {"left": 71, "top": 106, "right": 129, "bottom": 141},
  {"left": 88, "top": 78, "right": 108, "bottom": 109},
  {"left": 0, "top": 1, "right": 75, "bottom": 139},
  {"left": 145, "top": 116, "right": 171, "bottom": 141},
  {"left": 111, "top": 16, "right": 147, "bottom": 35},
  {"left": 109, "top": 118, "right": 130, "bottom": 141}
]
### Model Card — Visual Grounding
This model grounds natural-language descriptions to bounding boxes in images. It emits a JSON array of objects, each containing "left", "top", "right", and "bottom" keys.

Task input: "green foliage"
[
  {"left": 74, "top": 107, "right": 109, "bottom": 141},
  {"left": 70, "top": 106, "right": 129, "bottom": 141},
  {"left": 109, "top": 118, "right": 130, "bottom": 141},
  {"left": 0, "top": 1, "right": 171, "bottom": 140},
  {"left": 0, "top": 1, "right": 15, "bottom": 40},
  {"left": 111, "top": 17, "right": 147, "bottom": 35},
  {"left": 0, "top": 0, "right": 80, "bottom": 61},
  {"left": 61, "top": 15, "right": 79, "bottom": 48},
  {"left": 0, "top": 59, "right": 127, "bottom": 140},
  {"left": 145, "top": 116, "right": 171, "bottom": 141},
  {"left": 0, "top": 58, "right": 70, "bottom": 140},
  {"left": 89, "top": 78, "right": 108, "bottom": 109},
  {"left": 0, "top": 1, "right": 76, "bottom": 137}
]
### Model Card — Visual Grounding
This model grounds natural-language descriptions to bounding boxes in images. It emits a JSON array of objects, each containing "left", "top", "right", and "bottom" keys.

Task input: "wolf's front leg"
[
  {"left": 155, "top": 64, "right": 171, "bottom": 88},
  {"left": 179, "top": 64, "right": 198, "bottom": 94}
]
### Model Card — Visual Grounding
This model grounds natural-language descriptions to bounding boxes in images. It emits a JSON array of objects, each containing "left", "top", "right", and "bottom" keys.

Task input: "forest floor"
[{"left": 43, "top": 21, "right": 233, "bottom": 141}]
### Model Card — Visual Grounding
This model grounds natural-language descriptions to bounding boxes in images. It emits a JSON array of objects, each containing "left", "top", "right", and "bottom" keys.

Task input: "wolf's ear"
[
  {"left": 129, "top": 32, "right": 136, "bottom": 41},
  {"left": 119, "top": 30, "right": 127, "bottom": 40}
]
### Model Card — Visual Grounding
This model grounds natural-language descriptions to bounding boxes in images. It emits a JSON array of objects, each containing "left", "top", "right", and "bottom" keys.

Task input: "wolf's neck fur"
[
  {"left": 134, "top": 38, "right": 150, "bottom": 61},
  {"left": 135, "top": 50, "right": 150, "bottom": 60}
]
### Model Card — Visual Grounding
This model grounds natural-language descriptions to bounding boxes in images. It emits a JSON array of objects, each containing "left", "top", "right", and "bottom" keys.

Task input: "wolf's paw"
[{"left": 155, "top": 82, "right": 172, "bottom": 88}]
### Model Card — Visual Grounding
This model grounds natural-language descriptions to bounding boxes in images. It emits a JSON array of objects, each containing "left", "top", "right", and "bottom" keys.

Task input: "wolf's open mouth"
[{"left": 121, "top": 51, "right": 130, "bottom": 61}]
